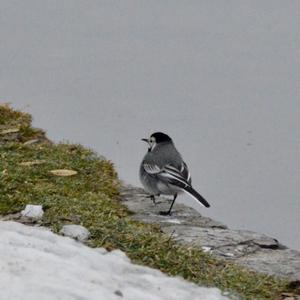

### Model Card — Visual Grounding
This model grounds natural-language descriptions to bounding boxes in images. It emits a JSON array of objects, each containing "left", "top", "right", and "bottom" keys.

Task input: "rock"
[
  {"left": 238, "top": 248, "right": 300, "bottom": 281},
  {"left": 120, "top": 185, "right": 226, "bottom": 229},
  {"left": 114, "top": 290, "right": 123, "bottom": 297},
  {"left": 60, "top": 224, "right": 90, "bottom": 242},
  {"left": 21, "top": 205, "right": 44, "bottom": 219},
  {"left": 120, "top": 185, "right": 300, "bottom": 282},
  {"left": 161, "top": 226, "right": 279, "bottom": 257}
]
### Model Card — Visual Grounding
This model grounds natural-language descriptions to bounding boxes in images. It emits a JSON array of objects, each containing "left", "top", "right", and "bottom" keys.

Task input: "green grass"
[{"left": 0, "top": 104, "right": 298, "bottom": 300}]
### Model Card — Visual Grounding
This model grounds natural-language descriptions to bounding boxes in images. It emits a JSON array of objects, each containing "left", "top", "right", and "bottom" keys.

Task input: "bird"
[{"left": 139, "top": 132, "right": 210, "bottom": 215}]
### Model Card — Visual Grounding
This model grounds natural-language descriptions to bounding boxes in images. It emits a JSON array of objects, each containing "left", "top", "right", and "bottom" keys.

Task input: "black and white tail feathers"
[
  {"left": 179, "top": 184, "right": 210, "bottom": 208},
  {"left": 143, "top": 163, "right": 210, "bottom": 208}
]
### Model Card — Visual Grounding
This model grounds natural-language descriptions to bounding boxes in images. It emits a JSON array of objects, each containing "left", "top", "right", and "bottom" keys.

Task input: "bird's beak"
[{"left": 141, "top": 138, "right": 151, "bottom": 148}]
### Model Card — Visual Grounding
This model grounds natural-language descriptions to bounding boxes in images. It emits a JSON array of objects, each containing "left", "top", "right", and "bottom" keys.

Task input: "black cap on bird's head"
[
  {"left": 150, "top": 132, "right": 172, "bottom": 143},
  {"left": 141, "top": 132, "right": 172, "bottom": 151}
]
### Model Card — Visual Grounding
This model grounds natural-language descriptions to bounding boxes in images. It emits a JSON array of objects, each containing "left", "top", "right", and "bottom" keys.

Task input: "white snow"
[
  {"left": 160, "top": 219, "right": 181, "bottom": 224},
  {"left": 60, "top": 224, "right": 90, "bottom": 242},
  {"left": 20, "top": 205, "right": 44, "bottom": 219},
  {"left": 202, "top": 246, "right": 213, "bottom": 254},
  {"left": 0, "top": 221, "right": 228, "bottom": 300}
]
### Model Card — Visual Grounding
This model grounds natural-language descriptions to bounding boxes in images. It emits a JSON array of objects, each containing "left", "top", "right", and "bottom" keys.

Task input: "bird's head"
[{"left": 141, "top": 132, "right": 172, "bottom": 152}]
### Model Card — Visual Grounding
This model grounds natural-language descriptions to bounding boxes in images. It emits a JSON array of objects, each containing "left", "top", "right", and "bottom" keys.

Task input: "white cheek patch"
[{"left": 149, "top": 141, "right": 157, "bottom": 151}]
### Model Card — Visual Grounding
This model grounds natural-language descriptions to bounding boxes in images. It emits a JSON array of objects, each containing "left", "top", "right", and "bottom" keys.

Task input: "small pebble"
[
  {"left": 60, "top": 225, "right": 90, "bottom": 242},
  {"left": 114, "top": 290, "right": 123, "bottom": 297},
  {"left": 21, "top": 205, "right": 44, "bottom": 219}
]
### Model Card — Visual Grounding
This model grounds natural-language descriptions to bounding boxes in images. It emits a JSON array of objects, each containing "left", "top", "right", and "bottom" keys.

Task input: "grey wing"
[
  {"left": 142, "top": 163, "right": 161, "bottom": 174},
  {"left": 180, "top": 161, "right": 191, "bottom": 184},
  {"left": 142, "top": 162, "right": 191, "bottom": 187},
  {"left": 142, "top": 161, "right": 210, "bottom": 208}
]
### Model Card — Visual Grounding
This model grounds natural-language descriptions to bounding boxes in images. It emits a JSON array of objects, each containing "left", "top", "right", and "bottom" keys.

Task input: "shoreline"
[
  {"left": 1, "top": 104, "right": 299, "bottom": 299},
  {"left": 120, "top": 184, "right": 300, "bottom": 282}
]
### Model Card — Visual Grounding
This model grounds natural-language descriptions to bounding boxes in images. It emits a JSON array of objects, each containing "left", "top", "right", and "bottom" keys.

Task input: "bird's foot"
[
  {"left": 159, "top": 210, "right": 172, "bottom": 216},
  {"left": 146, "top": 195, "right": 158, "bottom": 205}
]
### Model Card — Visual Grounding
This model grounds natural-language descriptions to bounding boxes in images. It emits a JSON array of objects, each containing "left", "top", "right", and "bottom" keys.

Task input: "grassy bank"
[{"left": 0, "top": 105, "right": 298, "bottom": 299}]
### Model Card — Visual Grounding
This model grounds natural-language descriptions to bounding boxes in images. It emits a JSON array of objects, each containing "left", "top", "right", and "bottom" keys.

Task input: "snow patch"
[
  {"left": 202, "top": 246, "right": 212, "bottom": 253},
  {"left": 161, "top": 219, "right": 181, "bottom": 224},
  {"left": 0, "top": 221, "right": 228, "bottom": 300}
]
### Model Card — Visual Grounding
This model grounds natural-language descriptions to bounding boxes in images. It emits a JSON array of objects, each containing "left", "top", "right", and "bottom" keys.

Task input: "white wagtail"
[{"left": 139, "top": 132, "right": 210, "bottom": 215}]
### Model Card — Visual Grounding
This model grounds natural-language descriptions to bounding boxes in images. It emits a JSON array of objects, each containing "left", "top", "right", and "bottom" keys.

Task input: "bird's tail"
[
  {"left": 159, "top": 165, "right": 210, "bottom": 208},
  {"left": 180, "top": 185, "right": 210, "bottom": 208}
]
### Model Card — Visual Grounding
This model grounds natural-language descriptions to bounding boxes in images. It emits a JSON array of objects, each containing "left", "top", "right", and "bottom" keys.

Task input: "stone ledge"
[{"left": 120, "top": 185, "right": 300, "bottom": 282}]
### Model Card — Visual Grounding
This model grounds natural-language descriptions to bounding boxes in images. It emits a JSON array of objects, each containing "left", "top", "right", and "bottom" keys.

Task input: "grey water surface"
[{"left": 1, "top": 1, "right": 299, "bottom": 249}]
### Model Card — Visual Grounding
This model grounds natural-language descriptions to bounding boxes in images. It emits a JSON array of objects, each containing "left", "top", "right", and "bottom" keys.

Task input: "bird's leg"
[
  {"left": 160, "top": 194, "right": 177, "bottom": 216},
  {"left": 146, "top": 195, "right": 157, "bottom": 205},
  {"left": 150, "top": 195, "right": 156, "bottom": 205}
]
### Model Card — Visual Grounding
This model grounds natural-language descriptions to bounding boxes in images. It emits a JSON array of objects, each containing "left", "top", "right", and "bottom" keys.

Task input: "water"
[{"left": 1, "top": 1, "right": 299, "bottom": 250}]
